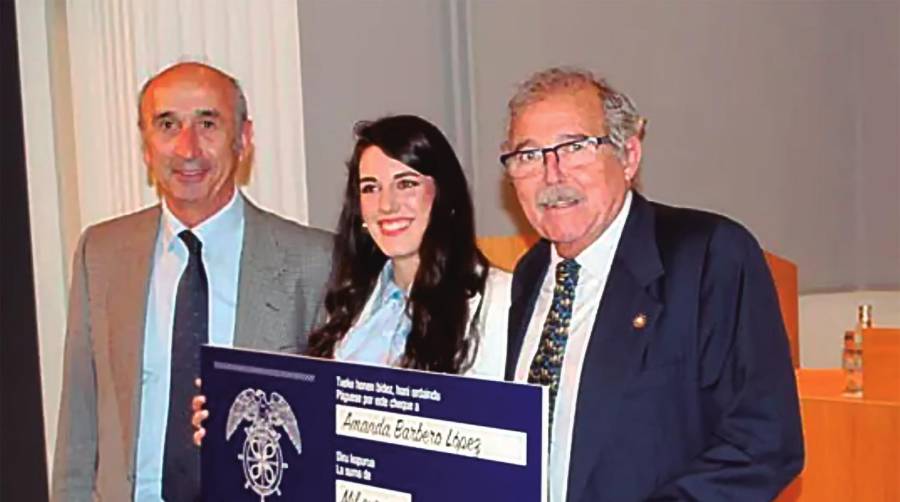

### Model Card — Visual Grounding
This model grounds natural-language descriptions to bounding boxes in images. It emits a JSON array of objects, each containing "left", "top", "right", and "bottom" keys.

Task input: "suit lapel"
[
  {"left": 505, "top": 241, "right": 551, "bottom": 380},
  {"left": 104, "top": 206, "right": 160, "bottom": 472},
  {"left": 566, "top": 193, "right": 665, "bottom": 501},
  {"left": 234, "top": 199, "right": 292, "bottom": 351}
]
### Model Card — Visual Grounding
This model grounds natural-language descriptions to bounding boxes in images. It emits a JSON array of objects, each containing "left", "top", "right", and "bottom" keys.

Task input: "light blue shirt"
[
  {"left": 134, "top": 191, "right": 245, "bottom": 501},
  {"left": 335, "top": 262, "right": 412, "bottom": 366}
]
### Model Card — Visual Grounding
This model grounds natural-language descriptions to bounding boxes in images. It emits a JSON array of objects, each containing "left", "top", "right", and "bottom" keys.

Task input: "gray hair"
[
  {"left": 136, "top": 61, "right": 249, "bottom": 151},
  {"left": 505, "top": 67, "right": 644, "bottom": 159}
]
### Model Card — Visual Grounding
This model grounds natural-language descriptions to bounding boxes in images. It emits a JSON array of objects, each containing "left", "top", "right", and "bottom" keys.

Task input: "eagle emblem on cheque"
[{"left": 226, "top": 389, "right": 302, "bottom": 501}]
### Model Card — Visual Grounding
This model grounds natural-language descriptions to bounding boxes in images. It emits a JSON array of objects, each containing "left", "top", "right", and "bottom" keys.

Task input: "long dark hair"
[{"left": 306, "top": 115, "right": 488, "bottom": 374}]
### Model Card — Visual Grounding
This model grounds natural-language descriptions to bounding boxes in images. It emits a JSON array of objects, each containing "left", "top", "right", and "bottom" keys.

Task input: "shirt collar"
[
  {"left": 160, "top": 189, "right": 244, "bottom": 256},
  {"left": 376, "top": 261, "right": 407, "bottom": 305},
  {"left": 550, "top": 189, "right": 633, "bottom": 279}
]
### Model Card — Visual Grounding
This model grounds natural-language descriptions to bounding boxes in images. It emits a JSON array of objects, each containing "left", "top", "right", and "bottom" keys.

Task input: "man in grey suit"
[{"left": 52, "top": 62, "right": 332, "bottom": 501}]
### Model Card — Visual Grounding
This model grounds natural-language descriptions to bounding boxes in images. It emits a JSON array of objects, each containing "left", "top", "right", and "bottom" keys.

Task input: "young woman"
[
  {"left": 305, "top": 114, "right": 509, "bottom": 375},
  {"left": 192, "top": 115, "right": 509, "bottom": 443}
]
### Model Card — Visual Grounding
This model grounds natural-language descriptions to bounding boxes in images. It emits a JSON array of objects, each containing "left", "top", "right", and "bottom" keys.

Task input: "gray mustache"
[{"left": 536, "top": 185, "right": 584, "bottom": 208}]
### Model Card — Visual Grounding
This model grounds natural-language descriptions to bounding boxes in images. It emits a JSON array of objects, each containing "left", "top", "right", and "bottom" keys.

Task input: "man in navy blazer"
[{"left": 500, "top": 67, "right": 803, "bottom": 501}]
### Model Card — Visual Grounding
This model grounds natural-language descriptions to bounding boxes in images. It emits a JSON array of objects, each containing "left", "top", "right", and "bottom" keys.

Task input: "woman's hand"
[{"left": 191, "top": 378, "right": 209, "bottom": 447}]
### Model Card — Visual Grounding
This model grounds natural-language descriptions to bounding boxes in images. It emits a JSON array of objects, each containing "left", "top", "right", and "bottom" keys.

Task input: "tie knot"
[
  {"left": 178, "top": 230, "right": 203, "bottom": 256},
  {"left": 555, "top": 258, "right": 580, "bottom": 285}
]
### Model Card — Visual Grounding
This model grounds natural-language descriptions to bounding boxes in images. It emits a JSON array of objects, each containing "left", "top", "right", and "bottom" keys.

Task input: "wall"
[
  {"left": 298, "top": 0, "right": 900, "bottom": 294},
  {"left": 800, "top": 291, "right": 900, "bottom": 368},
  {"left": 299, "top": 0, "right": 472, "bottom": 232}
]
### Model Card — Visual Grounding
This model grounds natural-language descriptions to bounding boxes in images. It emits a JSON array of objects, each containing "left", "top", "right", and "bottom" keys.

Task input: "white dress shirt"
[
  {"left": 515, "top": 190, "right": 632, "bottom": 502},
  {"left": 134, "top": 191, "right": 245, "bottom": 501}
]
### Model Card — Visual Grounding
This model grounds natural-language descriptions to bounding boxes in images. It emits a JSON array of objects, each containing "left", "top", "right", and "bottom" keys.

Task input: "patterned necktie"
[
  {"left": 528, "top": 258, "right": 580, "bottom": 429},
  {"left": 162, "top": 230, "right": 208, "bottom": 501}
]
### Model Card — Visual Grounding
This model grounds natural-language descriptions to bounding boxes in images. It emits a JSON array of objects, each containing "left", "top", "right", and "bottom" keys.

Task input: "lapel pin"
[{"left": 632, "top": 313, "right": 648, "bottom": 329}]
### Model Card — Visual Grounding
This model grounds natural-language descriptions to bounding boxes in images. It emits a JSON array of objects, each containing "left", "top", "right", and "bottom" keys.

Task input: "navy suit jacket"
[{"left": 506, "top": 192, "right": 804, "bottom": 501}]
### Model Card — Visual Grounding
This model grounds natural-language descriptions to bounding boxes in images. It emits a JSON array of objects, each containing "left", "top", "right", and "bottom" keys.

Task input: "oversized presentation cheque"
[{"left": 200, "top": 346, "right": 547, "bottom": 501}]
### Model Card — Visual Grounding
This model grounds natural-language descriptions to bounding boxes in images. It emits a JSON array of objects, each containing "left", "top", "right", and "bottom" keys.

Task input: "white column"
[{"left": 16, "top": 0, "right": 71, "bottom": 480}]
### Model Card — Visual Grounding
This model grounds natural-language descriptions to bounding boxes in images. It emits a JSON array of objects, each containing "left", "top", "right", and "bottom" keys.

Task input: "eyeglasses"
[{"left": 499, "top": 135, "right": 612, "bottom": 179}]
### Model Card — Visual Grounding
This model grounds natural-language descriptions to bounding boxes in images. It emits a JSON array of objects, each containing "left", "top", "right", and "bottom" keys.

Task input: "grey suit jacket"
[{"left": 51, "top": 197, "right": 333, "bottom": 501}]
